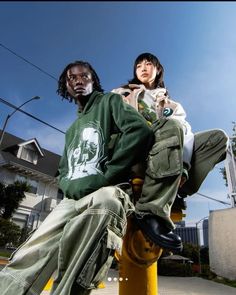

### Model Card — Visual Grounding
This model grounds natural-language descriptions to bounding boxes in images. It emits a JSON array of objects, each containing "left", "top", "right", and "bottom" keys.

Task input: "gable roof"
[
  {"left": 18, "top": 138, "right": 44, "bottom": 157},
  {"left": 161, "top": 254, "right": 191, "bottom": 261},
  {"left": 0, "top": 130, "right": 61, "bottom": 178}
]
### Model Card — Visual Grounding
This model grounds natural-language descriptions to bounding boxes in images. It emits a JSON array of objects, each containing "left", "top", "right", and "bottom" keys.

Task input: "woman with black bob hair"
[
  {"left": 112, "top": 52, "right": 228, "bottom": 252},
  {"left": 128, "top": 52, "right": 165, "bottom": 88}
]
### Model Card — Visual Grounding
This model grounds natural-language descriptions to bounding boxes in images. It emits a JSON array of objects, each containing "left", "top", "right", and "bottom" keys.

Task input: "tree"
[
  {"left": 0, "top": 217, "right": 21, "bottom": 247},
  {"left": 220, "top": 121, "right": 236, "bottom": 186},
  {"left": 0, "top": 180, "right": 29, "bottom": 219},
  {"left": 182, "top": 242, "right": 199, "bottom": 263}
]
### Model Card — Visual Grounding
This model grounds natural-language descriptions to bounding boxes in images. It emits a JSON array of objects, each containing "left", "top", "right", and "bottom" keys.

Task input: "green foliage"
[
  {"left": 201, "top": 270, "right": 236, "bottom": 288},
  {"left": 0, "top": 180, "right": 29, "bottom": 219},
  {"left": 0, "top": 250, "right": 11, "bottom": 257},
  {"left": 158, "top": 260, "right": 193, "bottom": 276},
  {"left": 212, "top": 277, "right": 236, "bottom": 288},
  {"left": 182, "top": 243, "right": 199, "bottom": 264},
  {"left": 220, "top": 167, "right": 227, "bottom": 186},
  {"left": 231, "top": 121, "right": 236, "bottom": 155},
  {"left": 0, "top": 217, "right": 21, "bottom": 247},
  {"left": 220, "top": 121, "right": 236, "bottom": 186},
  {"left": 17, "top": 226, "right": 32, "bottom": 246}
]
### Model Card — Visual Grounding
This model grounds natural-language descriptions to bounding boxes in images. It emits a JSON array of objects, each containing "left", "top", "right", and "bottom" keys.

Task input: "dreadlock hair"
[
  {"left": 127, "top": 52, "right": 165, "bottom": 89},
  {"left": 57, "top": 60, "right": 104, "bottom": 103}
]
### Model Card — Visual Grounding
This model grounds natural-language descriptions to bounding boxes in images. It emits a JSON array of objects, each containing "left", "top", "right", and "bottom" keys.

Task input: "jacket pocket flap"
[{"left": 149, "top": 135, "right": 180, "bottom": 155}]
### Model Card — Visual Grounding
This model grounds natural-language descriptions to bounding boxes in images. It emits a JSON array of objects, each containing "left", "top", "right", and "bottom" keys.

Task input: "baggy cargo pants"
[
  {"left": 0, "top": 186, "right": 134, "bottom": 295},
  {"left": 135, "top": 118, "right": 229, "bottom": 230}
]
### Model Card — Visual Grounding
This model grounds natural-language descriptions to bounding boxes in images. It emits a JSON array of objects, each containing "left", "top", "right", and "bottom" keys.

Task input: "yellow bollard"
[
  {"left": 171, "top": 210, "right": 186, "bottom": 223},
  {"left": 43, "top": 278, "right": 54, "bottom": 291},
  {"left": 43, "top": 276, "right": 106, "bottom": 291},
  {"left": 118, "top": 217, "right": 162, "bottom": 295},
  {"left": 118, "top": 209, "right": 185, "bottom": 295},
  {"left": 118, "top": 177, "right": 185, "bottom": 295}
]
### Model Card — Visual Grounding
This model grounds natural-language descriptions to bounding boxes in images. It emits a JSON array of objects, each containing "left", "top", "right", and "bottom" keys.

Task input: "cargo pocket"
[
  {"left": 77, "top": 228, "right": 122, "bottom": 289},
  {"left": 146, "top": 135, "right": 182, "bottom": 179}
]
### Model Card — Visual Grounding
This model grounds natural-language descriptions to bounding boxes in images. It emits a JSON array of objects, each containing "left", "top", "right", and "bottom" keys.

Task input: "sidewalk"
[
  {"left": 1, "top": 258, "right": 235, "bottom": 295},
  {"left": 158, "top": 276, "right": 236, "bottom": 295},
  {"left": 90, "top": 271, "right": 236, "bottom": 295},
  {"left": 43, "top": 270, "right": 236, "bottom": 295}
]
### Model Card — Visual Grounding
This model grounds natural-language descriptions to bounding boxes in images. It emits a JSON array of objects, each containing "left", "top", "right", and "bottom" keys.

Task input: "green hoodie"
[{"left": 58, "top": 91, "right": 153, "bottom": 200}]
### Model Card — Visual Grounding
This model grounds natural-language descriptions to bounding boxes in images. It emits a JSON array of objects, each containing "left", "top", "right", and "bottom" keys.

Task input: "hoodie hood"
[{"left": 78, "top": 91, "right": 103, "bottom": 115}]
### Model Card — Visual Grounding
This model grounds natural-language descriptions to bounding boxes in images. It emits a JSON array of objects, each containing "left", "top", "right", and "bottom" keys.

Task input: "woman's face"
[{"left": 135, "top": 59, "right": 158, "bottom": 89}]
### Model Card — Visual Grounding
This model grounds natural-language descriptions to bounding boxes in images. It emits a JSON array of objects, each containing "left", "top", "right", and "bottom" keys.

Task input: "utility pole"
[{"left": 195, "top": 216, "right": 208, "bottom": 274}]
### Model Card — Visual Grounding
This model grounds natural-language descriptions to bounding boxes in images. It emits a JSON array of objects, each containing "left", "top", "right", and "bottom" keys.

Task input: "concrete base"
[{"left": 209, "top": 207, "right": 236, "bottom": 280}]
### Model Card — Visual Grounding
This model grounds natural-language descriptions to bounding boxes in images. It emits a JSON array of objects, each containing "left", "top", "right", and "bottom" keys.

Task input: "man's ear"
[{"left": 66, "top": 80, "right": 70, "bottom": 88}]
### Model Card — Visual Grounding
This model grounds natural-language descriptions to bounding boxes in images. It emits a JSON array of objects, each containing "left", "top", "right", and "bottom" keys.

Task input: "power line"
[
  {"left": 0, "top": 43, "right": 64, "bottom": 134},
  {"left": 0, "top": 43, "right": 58, "bottom": 81},
  {"left": 196, "top": 192, "right": 231, "bottom": 206},
  {"left": 0, "top": 97, "right": 65, "bottom": 134}
]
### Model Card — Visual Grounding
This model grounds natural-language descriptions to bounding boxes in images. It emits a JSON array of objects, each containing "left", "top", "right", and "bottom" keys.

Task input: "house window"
[
  {"left": 19, "top": 146, "right": 38, "bottom": 165},
  {"left": 27, "top": 179, "right": 38, "bottom": 194},
  {"left": 57, "top": 188, "right": 64, "bottom": 200},
  {"left": 27, "top": 213, "right": 36, "bottom": 229},
  {"left": 15, "top": 175, "right": 38, "bottom": 195}
]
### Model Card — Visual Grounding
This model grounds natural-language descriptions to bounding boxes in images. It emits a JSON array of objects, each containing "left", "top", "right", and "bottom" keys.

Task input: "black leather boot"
[{"left": 134, "top": 214, "right": 183, "bottom": 252}]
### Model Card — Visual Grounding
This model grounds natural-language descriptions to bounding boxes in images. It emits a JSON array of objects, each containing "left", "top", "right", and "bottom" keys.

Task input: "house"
[
  {"left": 161, "top": 254, "right": 193, "bottom": 264},
  {"left": 0, "top": 130, "right": 63, "bottom": 230}
]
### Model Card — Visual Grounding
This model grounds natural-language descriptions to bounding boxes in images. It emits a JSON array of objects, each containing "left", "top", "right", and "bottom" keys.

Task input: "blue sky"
[{"left": 0, "top": 2, "right": 235, "bottom": 228}]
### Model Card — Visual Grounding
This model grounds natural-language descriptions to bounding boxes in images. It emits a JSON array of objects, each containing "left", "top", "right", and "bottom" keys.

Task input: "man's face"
[{"left": 66, "top": 65, "right": 94, "bottom": 100}]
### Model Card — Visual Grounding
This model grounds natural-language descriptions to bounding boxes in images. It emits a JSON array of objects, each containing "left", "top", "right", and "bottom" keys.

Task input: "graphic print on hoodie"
[{"left": 66, "top": 121, "right": 105, "bottom": 180}]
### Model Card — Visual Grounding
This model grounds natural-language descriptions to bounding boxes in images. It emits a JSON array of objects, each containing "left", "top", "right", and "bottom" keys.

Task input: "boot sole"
[{"left": 135, "top": 217, "right": 183, "bottom": 252}]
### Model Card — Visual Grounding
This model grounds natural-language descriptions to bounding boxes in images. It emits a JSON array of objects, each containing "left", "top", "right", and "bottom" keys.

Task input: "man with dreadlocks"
[{"left": 0, "top": 60, "right": 153, "bottom": 295}]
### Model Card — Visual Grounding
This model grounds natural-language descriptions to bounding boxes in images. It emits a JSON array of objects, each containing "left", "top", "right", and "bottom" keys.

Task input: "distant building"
[
  {"left": 0, "top": 130, "right": 62, "bottom": 230},
  {"left": 203, "top": 219, "right": 209, "bottom": 247},
  {"left": 174, "top": 226, "right": 198, "bottom": 246},
  {"left": 175, "top": 220, "right": 186, "bottom": 228}
]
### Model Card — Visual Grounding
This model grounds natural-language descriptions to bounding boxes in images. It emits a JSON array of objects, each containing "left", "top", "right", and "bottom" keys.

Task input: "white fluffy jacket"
[{"left": 112, "top": 84, "right": 194, "bottom": 169}]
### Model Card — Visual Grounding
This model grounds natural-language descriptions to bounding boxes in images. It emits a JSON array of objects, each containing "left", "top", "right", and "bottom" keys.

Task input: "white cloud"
[{"left": 28, "top": 128, "right": 65, "bottom": 155}]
